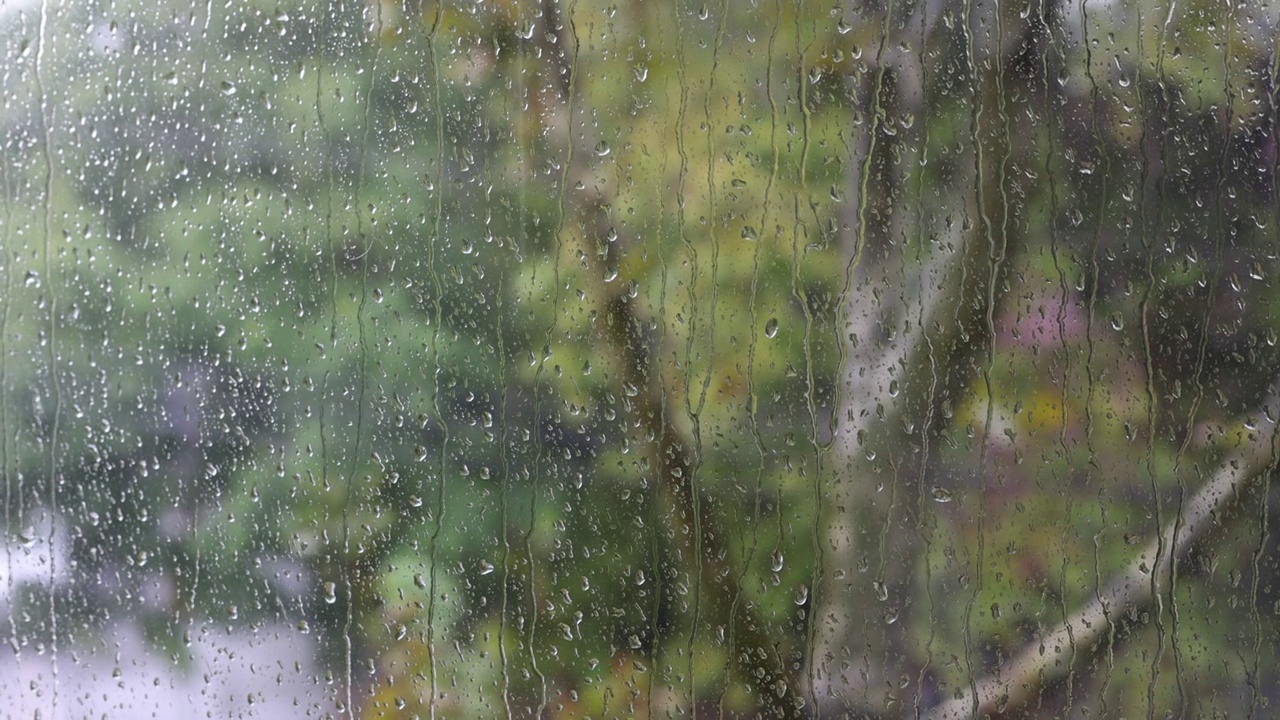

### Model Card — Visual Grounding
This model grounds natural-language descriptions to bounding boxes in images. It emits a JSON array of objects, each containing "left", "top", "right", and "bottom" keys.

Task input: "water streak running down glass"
[{"left": 2, "top": 0, "right": 1279, "bottom": 717}]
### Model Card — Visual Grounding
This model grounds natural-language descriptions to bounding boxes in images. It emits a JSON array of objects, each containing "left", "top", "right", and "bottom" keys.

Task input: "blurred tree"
[{"left": 2, "top": 0, "right": 1280, "bottom": 718}]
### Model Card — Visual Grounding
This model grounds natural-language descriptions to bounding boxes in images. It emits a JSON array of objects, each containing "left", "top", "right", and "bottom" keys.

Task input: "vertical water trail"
[
  {"left": 1161, "top": 6, "right": 1236, "bottom": 718},
  {"left": 186, "top": 0, "right": 219, "bottom": 627},
  {"left": 525, "top": 2, "right": 580, "bottom": 715},
  {"left": 423, "top": 2, "right": 450, "bottom": 717},
  {"left": 828, "top": 0, "right": 892, "bottom": 706},
  {"left": 334, "top": 2, "right": 385, "bottom": 713},
  {"left": 1036, "top": 0, "right": 1079, "bottom": 713},
  {"left": 496, "top": 17, "right": 527, "bottom": 720},
  {"left": 956, "top": 0, "right": 994, "bottom": 708},
  {"left": 668, "top": 0, "right": 696, "bottom": 711},
  {"left": 1134, "top": 1, "right": 1179, "bottom": 714},
  {"left": 910, "top": 5, "right": 940, "bottom": 715},
  {"left": 646, "top": 7, "right": 676, "bottom": 712},
  {"left": 787, "top": 1, "right": 824, "bottom": 708},
  {"left": 716, "top": 3, "right": 779, "bottom": 717},
  {"left": 0, "top": 109, "right": 13, "bottom": 654},
  {"left": 681, "top": 1, "right": 728, "bottom": 713},
  {"left": 33, "top": 0, "right": 61, "bottom": 711},
  {"left": 1077, "top": 0, "right": 1119, "bottom": 709},
  {"left": 311, "top": 0, "right": 344, "bottom": 711},
  {"left": 1248, "top": 16, "right": 1280, "bottom": 719}
]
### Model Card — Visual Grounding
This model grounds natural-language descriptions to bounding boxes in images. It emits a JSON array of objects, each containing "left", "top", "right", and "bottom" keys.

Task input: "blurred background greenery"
[{"left": 3, "top": 0, "right": 1280, "bottom": 717}]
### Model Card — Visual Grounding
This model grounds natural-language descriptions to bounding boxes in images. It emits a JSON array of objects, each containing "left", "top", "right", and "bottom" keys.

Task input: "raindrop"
[
  {"left": 794, "top": 584, "right": 809, "bottom": 605},
  {"left": 770, "top": 549, "right": 784, "bottom": 572},
  {"left": 765, "top": 318, "right": 779, "bottom": 338},
  {"left": 873, "top": 579, "right": 888, "bottom": 602}
]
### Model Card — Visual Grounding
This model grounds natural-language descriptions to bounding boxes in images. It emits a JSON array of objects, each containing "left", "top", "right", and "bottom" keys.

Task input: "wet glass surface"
[{"left": 3, "top": 0, "right": 1280, "bottom": 717}]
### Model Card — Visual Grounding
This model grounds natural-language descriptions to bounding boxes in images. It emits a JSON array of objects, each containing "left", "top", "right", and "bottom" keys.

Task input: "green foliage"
[{"left": 2, "top": 0, "right": 1280, "bottom": 717}]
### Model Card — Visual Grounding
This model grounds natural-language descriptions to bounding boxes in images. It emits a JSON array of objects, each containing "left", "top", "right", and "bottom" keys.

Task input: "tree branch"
[{"left": 922, "top": 384, "right": 1280, "bottom": 719}]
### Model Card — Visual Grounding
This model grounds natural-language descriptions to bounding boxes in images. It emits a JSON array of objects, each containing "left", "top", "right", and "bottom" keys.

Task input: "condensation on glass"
[{"left": 1, "top": 0, "right": 1277, "bottom": 717}]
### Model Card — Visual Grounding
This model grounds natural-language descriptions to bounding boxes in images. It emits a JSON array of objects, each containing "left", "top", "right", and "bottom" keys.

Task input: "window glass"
[{"left": 2, "top": 0, "right": 1278, "bottom": 716}]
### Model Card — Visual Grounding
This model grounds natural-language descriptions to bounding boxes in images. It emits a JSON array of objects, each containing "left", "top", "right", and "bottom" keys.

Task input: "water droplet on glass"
[
  {"left": 594, "top": 140, "right": 611, "bottom": 157},
  {"left": 479, "top": 560, "right": 495, "bottom": 575},
  {"left": 324, "top": 581, "right": 338, "bottom": 604},
  {"left": 220, "top": 80, "right": 237, "bottom": 95},
  {"left": 770, "top": 549, "right": 784, "bottom": 572},
  {"left": 931, "top": 485, "right": 953, "bottom": 503},
  {"left": 633, "top": 65, "right": 648, "bottom": 83},
  {"left": 765, "top": 318, "right": 779, "bottom": 338},
  {"left": 1110, "top": 312, "right": 1124, "bottom": 331},
  {"left": 794, "top": 584, "right": 809, "bottom": 605}
]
